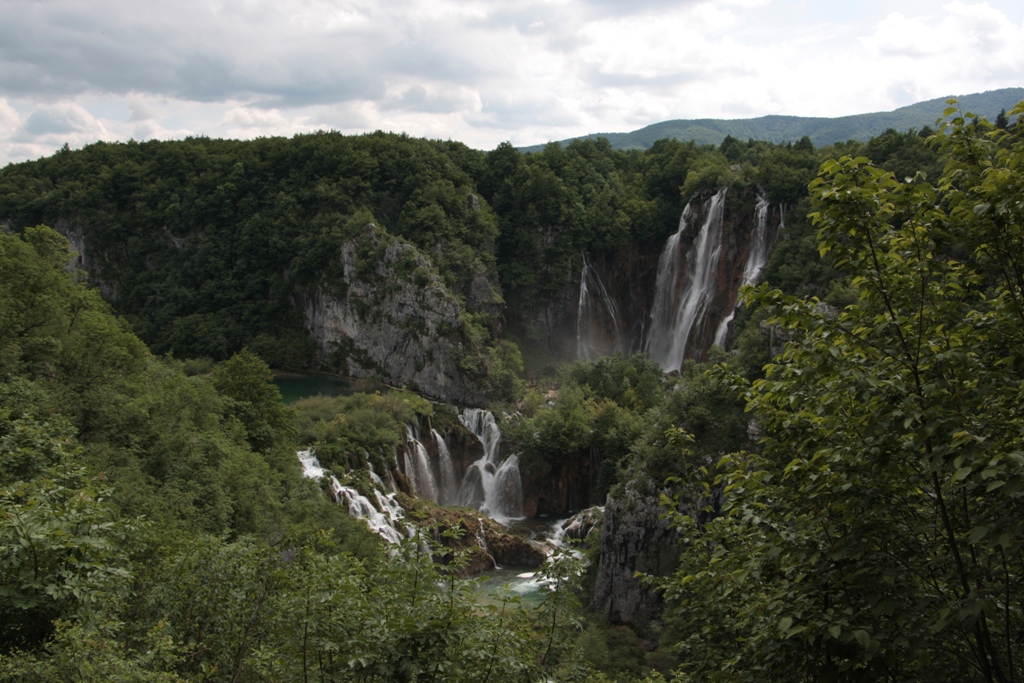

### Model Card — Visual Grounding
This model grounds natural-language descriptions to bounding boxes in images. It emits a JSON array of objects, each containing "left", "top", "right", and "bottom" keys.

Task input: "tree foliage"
[
  {"left": 657, "top": 101, "right": 1024, "bottom": 682},
  {"left": 0, "top": 225, "right": 590, "bottom": 682}
]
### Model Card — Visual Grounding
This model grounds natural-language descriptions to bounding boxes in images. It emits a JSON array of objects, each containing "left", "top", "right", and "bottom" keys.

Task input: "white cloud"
[
  {"left": 127, "top": 95, "right": 159, "bottom": 122},
  {"left": 0, "top": 0, "right": 1022, "bottom": 163},
  {"left": 219, "top": 105, "right": 319, "bottom": 138},
  {"left": 15, "top": 101, "right": 109, "bottom": 141},
  {"left": 0, "top": 99, "right": 22, "bottom": 139}
]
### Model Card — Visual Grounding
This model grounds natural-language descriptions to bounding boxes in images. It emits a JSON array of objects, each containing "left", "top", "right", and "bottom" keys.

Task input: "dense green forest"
[
  {"left": 0, "top": 225, "right": 572, "bottom": 681},
  {"left": 1, "top": 101, "right": 1023, "bottom": 682},
  {"left": 0, "top": 119, "right": 939, "bottom": 379}
]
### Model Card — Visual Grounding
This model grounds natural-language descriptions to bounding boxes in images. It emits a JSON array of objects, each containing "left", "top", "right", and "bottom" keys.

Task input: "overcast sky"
[{"left": 1, "top": 0, "right": 1022, "bottom": 166}]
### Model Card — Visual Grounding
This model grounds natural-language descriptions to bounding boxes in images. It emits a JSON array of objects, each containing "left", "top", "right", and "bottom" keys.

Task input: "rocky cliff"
[
  {"left": 526, "top": 187, "right": 782, "bottom": 367},
  {"left": 302, "top": 225, "right": 488, "bottom": 405},
  {"left": 591, "top": 482, "right": 682, "bottom": 639},
  {"left": 521, "top": 445, "right": 602, "bottom": 517}
]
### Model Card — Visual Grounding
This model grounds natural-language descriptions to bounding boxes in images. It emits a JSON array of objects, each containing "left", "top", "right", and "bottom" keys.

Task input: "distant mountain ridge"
[{"left": 521, "top": 87, "right": 1024, "bottom": 153}]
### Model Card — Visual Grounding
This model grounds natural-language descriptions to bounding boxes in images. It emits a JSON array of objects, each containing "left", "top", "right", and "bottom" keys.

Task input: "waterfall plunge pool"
[{"left": 474, "top": 516, "right": 578, "bottom": 609}]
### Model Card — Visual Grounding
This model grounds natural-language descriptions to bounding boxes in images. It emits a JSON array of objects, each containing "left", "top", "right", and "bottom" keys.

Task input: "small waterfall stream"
[
  {"left": 576, "top": 253, "right": 624, "bottom": 360},
  {"left": 336, "top": 486, "right": 406, "bottom": 545},
  {"left": 713, "top": 192, "right": 773, "bottom": 347},
  {"left": 648, "top": 189, "right": 728, "bottom": 372},
  {"left": 298, "top": 449, "right": 326, "bottom": 479},
  {"left": 432, "top": 428, "right": 460, "bottom": 506},
  {"left": 403, "top": 425, "right": 438, "bottom": 503}
]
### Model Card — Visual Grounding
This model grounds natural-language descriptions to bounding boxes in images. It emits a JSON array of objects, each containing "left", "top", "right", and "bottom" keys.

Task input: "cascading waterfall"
[
  {"left": 576, "top": 253, "right": 624, "bottom": 360},
  {"left": 713, "top": 192, "right": 773, "bottom": 348},
  {"left": 476, "top": 517, "right": 500, "bottom": 568},
  {"left": 647, "top": 203, "right": 692, "bottom": 361},
  {"left": 298, "top": 449, "right": 326, "bottom": 479},
  {"left": 297, "top": 449, "right": 408, "bottom": 544},
  {"left": 336, "top": 486, "right": 406, "bottom": 545},
  {"left": 432, "top": 428, "right": 460, "bottom": 506},
  {"left": 648, "top": 189, "right": 728, "bottom": 372},
  {"left": 368, "top": 466, "right": 388, "bottom": 491},
  {"left": 457, "top": 408, "right": 524, "bottom": 524},
  {"left": 375, "top": 489, "right": 405, "bottom": 524},
  {"left": 403, "top": 425, "right": 438, "bottom": 502}
]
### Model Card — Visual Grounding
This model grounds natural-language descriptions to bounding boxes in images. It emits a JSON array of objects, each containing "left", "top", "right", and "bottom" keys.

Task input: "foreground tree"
[{"left": 659, "top": 102, "right": 1024, "bottom": 682}]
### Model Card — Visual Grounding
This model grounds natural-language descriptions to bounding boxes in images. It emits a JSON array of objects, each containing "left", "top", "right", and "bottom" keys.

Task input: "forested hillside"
[
  {"left": 0, "top": 121, "right": 940, "bottom": 392},
  {"left": 522, "top": 87, "right": 1024, "bottom": 151},
  {"left": 1, "top": 100, "right": 1022, "bottom": 682},
  {"left": 0, "top": 225, "right": 568, "bottom": 680}
]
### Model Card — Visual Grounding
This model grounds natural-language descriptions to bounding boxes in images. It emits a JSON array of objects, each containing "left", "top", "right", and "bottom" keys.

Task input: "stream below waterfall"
[
  {"left": 298, "top": 435, "right": 577, "bottom": 608},
  {"left": 474, "top": 516, "right": 575, "bottom": 608}
]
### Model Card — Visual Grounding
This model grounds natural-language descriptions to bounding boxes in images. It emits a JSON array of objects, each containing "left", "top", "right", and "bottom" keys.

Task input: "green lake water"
[
  {"left": 273, "top": 374, "right": 389, "bottom": 403},
  {"left": 474, "top": 516, "right": 576, "bottom": 608}
]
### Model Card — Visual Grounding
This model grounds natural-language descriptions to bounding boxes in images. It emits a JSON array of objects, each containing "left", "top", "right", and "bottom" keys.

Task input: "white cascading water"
[
  {"left": 432, "top": 428, "right": 460, "bottom": 506},
  {"left": 297, "top": 449, "right": 408, "bottom": 544},
  {"left": 713, "top": 192, "right": 773, "bottom": 348},
  {"left": 298, "top": 449, "right": 326, "bottom": 479},
  {"left": 647, "top": 188, "right": 728, "bottom": 372},
  {"left": 375, "top": 489, "right": 405, "bottom": 524},
  {"left": 336, "top": 486, "right": 406, "bottom": 545},
  {"left": 458, "top": 408, "right": 524, "bottom": 524},
  {"left": 476, "top": 516, "right": 500, "bottom": 568},
  {"left": 403, "top": 425, "right": 438, "bottom": 503},
  {"left": 576, "top": 253, "right": 624, "bottom": 361},
  {"left": 368, "top": 466, "right": 387, "bottom": 491}
]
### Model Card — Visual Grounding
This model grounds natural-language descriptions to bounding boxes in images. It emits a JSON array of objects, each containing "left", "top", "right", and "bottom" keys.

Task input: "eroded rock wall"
[
  {"left": 591, "top": 482, "right": 682, "bottom": 639},
  {"left": 303, "top": 225, "right": 487, "bottom": 405},
  {"left": 521, "top": 446, "right": 602, "bottom": 517}
]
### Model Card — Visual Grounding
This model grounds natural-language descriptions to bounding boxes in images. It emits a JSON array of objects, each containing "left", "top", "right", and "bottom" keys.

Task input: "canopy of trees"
[
  {"left": 0, "top": 98, "right": 1007, "bottom": 682},
  {"left": 0, "top": 128, "right": 930, "bottom": 375},
  {"left": 656, "top": 103, "right": 1024, "bottom": 682}
]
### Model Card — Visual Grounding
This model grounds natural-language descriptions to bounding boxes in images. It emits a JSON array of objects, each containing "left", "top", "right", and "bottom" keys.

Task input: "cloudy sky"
[{"left": 1, "top": 0, "right": 1022, "bottom": 166}]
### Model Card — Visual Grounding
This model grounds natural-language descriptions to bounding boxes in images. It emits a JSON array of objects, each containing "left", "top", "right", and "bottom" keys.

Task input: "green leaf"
[{"left": 968, "top": 526, "right": 990, "bottom": 544}]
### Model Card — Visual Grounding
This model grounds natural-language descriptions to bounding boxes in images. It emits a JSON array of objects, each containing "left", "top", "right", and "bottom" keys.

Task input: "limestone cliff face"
[
  {"left": 521, "top": 446, "right": 601, "bottom": 517},
  {"left": 574, "top": 245, "right": 664, "bottom": 360},
  {"left": 302, "top": 225, "right": 487, "bottom": 405},
  {"left": 591, "top": 483, "right": 681, "bottom": 638},
  {"left": 51, "top": 219, "right": 122, "bottom": 299},
  {"left": 573, "top": 188, "right": 782, "bottom": 366}
]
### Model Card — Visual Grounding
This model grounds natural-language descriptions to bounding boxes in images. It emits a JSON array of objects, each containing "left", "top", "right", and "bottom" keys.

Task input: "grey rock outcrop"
[
  {"left": 50, "top": 219, "right": 121, "bottom": 299},
  {"left": 302, "top": 225, "right": 487, "bottom": 405},
  {"left": 592, "top": 482, "right": 681, "bottom": 638},
  {"left": 560, "top": 505, "right": 604, "bottom": 542},
  {"left": 53, "top": 219, "right": 87, "bottom": 272}
]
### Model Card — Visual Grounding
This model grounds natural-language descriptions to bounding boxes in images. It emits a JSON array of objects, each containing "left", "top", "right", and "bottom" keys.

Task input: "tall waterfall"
[
  {"left": 576, "top": 253, "right": 624, "bottom": 361},
  {"left": 458, "top": 408, "right": 524, "bottom": 524},
  {"left": 647, "top": 189, "right": 728, "bottom": 372},
  {"left": 713, "top": 192, "right": 772, "bottom": 348},
  {"left": 432, "top": 428, "right": 460, "bottom": 506},
  {"left": 403, "top": 425, "right": 438, "bottom": 502}
]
